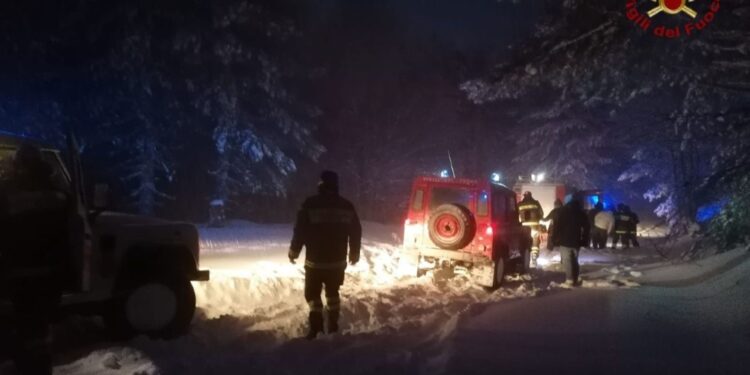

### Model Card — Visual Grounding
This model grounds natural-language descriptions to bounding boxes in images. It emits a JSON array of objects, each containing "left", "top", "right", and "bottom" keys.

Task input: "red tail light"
[{"left": 485, "top": 225, "right": 493, "bottom": 236}]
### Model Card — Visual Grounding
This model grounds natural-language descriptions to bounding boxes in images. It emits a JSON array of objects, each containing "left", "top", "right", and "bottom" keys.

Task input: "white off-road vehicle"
[{"left": 0, "top": 133, "right": 209, "bottom": 339}]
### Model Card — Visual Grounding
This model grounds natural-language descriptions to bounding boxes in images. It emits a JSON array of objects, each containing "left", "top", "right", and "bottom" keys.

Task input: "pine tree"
[
  {"left": 465, "top": 0, "right": 750, "bottom": 234},
  {"left": 180, "top": 0, "right": 324, "bottom": 207}
]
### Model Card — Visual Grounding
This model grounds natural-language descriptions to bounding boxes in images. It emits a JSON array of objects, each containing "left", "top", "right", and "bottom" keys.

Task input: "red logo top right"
[{"left": 626, "top": 0, "right": 721, "bottom": 38}]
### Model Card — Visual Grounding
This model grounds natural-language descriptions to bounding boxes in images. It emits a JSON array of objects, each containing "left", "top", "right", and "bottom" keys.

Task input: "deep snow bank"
[
  {"left": 193, "top": 239, "right": 539, "bottom": 340},
  {"left": 52, "top": 222, "right": 540, "bottom": 375},
  {"left": 48, "top": 221, "right": 700, "bottom": 375}
]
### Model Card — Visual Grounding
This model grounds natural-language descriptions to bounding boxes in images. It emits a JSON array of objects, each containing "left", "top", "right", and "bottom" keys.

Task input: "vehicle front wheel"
[{"left": 105, "top": 274, "right": 196, "bottom": 340}]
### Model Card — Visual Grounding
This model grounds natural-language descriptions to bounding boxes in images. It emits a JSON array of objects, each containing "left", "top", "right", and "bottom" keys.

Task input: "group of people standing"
[
  {"left": 288, "top": 178, "right": 643, "bottom": 336},
  {"left": 588, "top": 202, "right": 640, "bottom": 250},
  {"left": 520, "top": 192, "right": 641, "bottom": 286}
]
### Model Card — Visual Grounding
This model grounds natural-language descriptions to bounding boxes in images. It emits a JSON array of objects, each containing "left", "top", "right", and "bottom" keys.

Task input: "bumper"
[
  {"left": 403, "top": 247, "right": 483, "bottom": 263},
  {"left": 191, "top": 269, "right": 210, "bottom": 281}
]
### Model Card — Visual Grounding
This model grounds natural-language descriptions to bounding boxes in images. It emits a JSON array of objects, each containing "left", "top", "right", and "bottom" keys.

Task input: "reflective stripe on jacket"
[
  {"left": 518, "top": 197, "right": 544, "bottom": 224},
  {"left": 614, "top": 213, "right": 631, "bottom": 233}
]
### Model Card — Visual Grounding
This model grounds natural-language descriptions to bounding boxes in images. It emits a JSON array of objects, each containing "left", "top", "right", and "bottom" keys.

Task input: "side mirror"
[{"left": 93, "top": 183, "right": 110, "bottom": 210}]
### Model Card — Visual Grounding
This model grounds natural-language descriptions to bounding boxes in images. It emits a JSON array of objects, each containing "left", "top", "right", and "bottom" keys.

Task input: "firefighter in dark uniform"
[
  {"left": 624, "top": 205, "right": 640, "bottom": 248},
  {"left": 0, "top": 143, "right": 70, "bottom": 375},
  {"left": 518, "top": 191, "right": 544, "bottom": 267},
  {"left": 289, "top": 171, "right": 362, "bottom": 340},
  {"left": 612, "top": 203, "right": 632, "bottom": 249}
]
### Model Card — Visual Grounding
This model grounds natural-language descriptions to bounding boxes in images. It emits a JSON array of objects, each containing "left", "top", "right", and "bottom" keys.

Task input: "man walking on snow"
[
  {"left": 550, "top": 194, "right": 590, "bottom": 286},
  {"left": 289, "top": 170, "right": 362, "bottom": 340}
]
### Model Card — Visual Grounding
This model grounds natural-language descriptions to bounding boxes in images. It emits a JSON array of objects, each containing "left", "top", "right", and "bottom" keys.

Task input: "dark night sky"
[
  {"left": 307, "top": 0, "right": 540, "bottom": 52},
  {"left": 396, "top": 0, "right": 540, "bottom": 51}
]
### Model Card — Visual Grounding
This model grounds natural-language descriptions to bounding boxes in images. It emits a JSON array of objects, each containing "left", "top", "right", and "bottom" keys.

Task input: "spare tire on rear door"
[{"left": 428, "top": 203, "right": 476, "bottom": 250}]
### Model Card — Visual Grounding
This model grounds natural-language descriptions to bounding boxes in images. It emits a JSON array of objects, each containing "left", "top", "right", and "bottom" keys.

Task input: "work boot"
[
  {"left": 326, "top": 309, "right": 340, "bottom": 334},
  {"left": 306, "top": 312, "right": 324, "bottom": 340}
]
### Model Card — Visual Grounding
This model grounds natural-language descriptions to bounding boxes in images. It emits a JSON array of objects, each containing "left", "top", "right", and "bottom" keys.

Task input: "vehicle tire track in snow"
[
  {"left": 52, "top": 222, "right": 637, "bottom": 375},
  {"left": 60, "top": 241, "right": 542, "bottom": 375}
]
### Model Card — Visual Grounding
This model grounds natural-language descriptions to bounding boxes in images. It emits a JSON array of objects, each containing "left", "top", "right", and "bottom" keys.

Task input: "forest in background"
[{"left": 2, "top": 0, "right": 748, "bottom": 248}]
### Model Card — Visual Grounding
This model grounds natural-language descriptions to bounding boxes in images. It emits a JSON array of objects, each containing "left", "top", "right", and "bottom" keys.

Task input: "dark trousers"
[
  {"left": 592, "top": 227, "right": 608, "bottom": 249},
  {"left": 628, "top": 232, "right": 640, "bottom": 247},
  {"left": 9, "top": 279, "right": 60, "bottom": 375},
  {"left": 546, "top": 224, "right": 555, "bottom": 251},
  {"left": 304, "top": 267, "right": 345, "bottom": 333},
  {"left": 612, "top": 232, "right": 630, "bottom": 249}
]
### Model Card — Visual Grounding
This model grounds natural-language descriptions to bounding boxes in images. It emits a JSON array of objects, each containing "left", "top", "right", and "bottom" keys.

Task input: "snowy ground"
[
  {"left": 2, "top": 221, "right": 748, "bottom": 374},
  {"left": 447, "top": 244, "right": 750, "bottom": 375}
]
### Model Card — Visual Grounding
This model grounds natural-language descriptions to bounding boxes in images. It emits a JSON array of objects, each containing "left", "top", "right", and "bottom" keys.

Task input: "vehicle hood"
[{"left": 92, "top": 211, "right": 201, "bottom": 260}]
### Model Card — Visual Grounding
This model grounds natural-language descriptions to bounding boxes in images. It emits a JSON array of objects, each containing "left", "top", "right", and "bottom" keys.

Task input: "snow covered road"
[
  {"left": 46, "top": 222, "right": 547, "bottom": 375},
  {"left": 447, "top": 247, "right": 750, "bottom": 375},
  {"left": 2, "top": 221, "right": 746, "bottom": 375}
]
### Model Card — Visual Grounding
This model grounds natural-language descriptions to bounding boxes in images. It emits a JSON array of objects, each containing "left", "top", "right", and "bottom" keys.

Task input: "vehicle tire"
[
  {"left": 518, "top": 247, "right": 532, "bottom": 275},
  {"left": 428, "top": 204, "right": 476, "bottom": 250},
  {"left": 105, "top": 274, "right": 196, "bottom": 340},
  {"left": 491, "top": 257, "right": 507, "bottom": 289}
]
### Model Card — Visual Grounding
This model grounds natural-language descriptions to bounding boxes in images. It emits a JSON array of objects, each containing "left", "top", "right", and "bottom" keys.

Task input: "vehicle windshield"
[
  {"left": 0, "top": 147, "right": 70, "bottom": 191},
  {"left": 429, "top": 187, "right": 472, "bottom": 212}
]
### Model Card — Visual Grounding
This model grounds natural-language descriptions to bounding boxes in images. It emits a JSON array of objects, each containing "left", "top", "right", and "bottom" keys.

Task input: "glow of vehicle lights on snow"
[
  {"left": 204, "top": 253, "right": 421, "bottom": 290},
  {"left": 531, "top": 172, "right": 546, "bottom": 183},
  {"left": 204, "top": 261, "right": 303, "bottom": 279},
  {"left": 536, "top": 253, "right": 561, "bottom": 267}
]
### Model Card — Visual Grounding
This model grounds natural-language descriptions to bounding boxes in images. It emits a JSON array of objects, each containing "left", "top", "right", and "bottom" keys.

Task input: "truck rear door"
[{"left": 493, "top": 189, "right": 524, "bottom": 259}]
